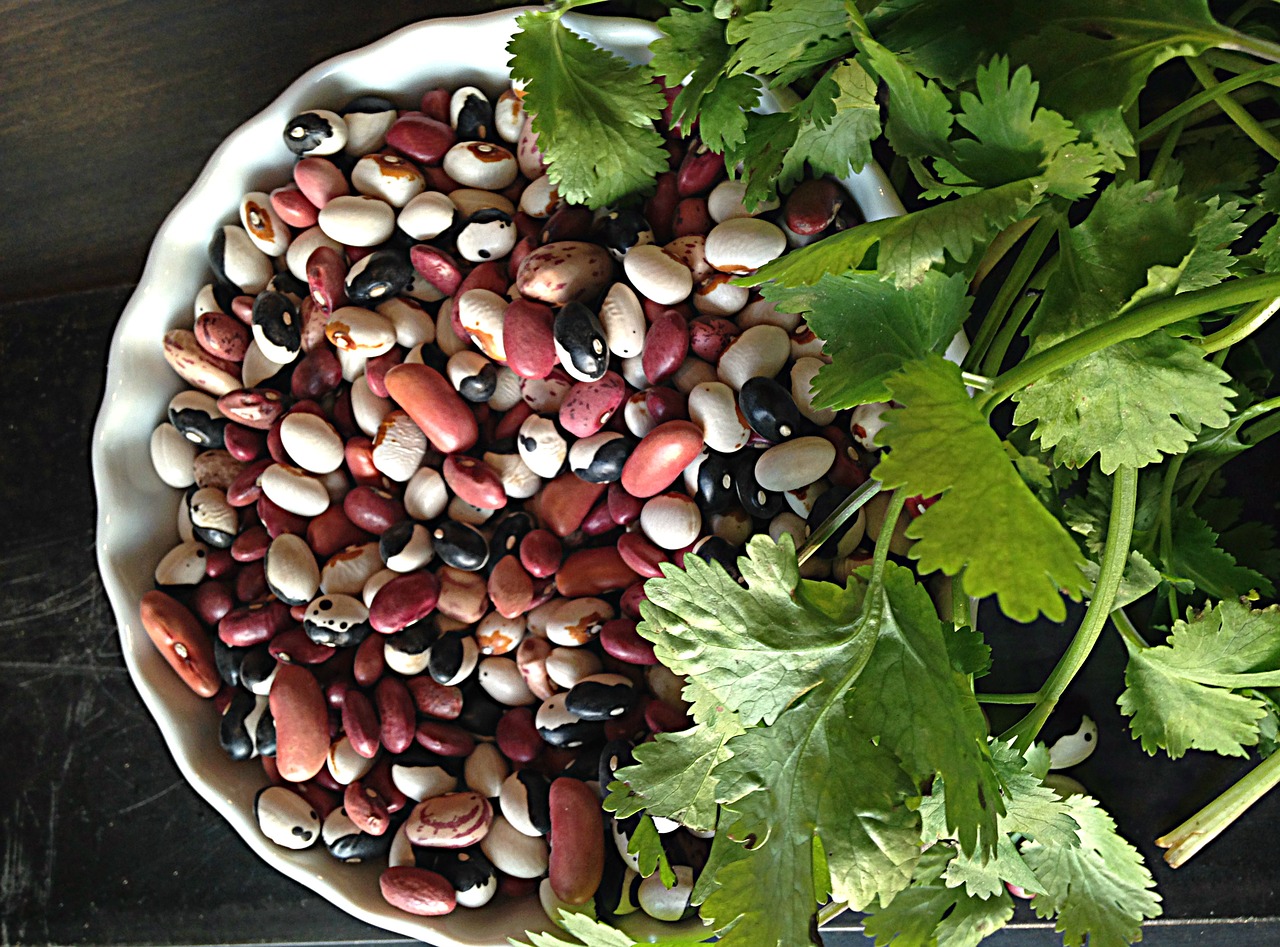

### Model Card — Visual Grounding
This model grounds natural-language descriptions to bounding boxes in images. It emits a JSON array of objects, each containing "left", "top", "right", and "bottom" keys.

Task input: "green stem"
[
  {"left": 871, "top": 490, "right": 908, "bottom": 586},
  {"left": 797, "top": 478, "right": 882, "bottom": 566},
  {"left": 1203, "top": 48, "right": 1280, "bottom": 81},
  {"left": 1137, "top": 62, "right": 1280, "bottom": 143},
  {"left": 982, "top": 274, "right": 1280, "bottom": 409},
  {"left": 1242, "top": 404, "right": 1280, "bottom": 447},
  {"left": 1148, "top": 115, "right": 1186, "bottom": 187},
  {"left": 980, "top": 257, "right": 1057, "bottom": 378},
  {"left": 1174, "top": 112, "right": 1280, "bottom": 145},
  {"left": 1156, "top": 749, "right": 1280, "bottom": 867},
  {"left": 1220, "top": 25, "right": 1280, "bottom": 65},
  {"left": 1001, "top": 466, "right": 1138, "bottom": 750},
  {"left": 1112, "top": 608, "right": 1149, "bottom": 650},
  {"left": 1200, "top": 296, "right": 1280, "bottom": 354},
  {"left": 1159, "top": 456, "right": 1185, "bottom": 623},
  {"left": 976, "top": 692, "right": 1040, "bottom": 705},
  {"left": 951, "top": 575, "right": 971, "bottom": 630},
  {"left": 817, "top": 900, "right": 849, "bottom": 927},
  {"left": 964, "top": 218, "right": 1055, "bottom": 373},
  {"left": 970, "top": 216, "right": 1039, "bottom": 295},
  {"left": 1187, "top": 58, "right": 1280, "bottom": 160}
]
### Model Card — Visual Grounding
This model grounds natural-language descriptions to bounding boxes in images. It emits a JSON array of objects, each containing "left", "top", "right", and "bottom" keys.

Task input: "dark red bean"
[
  {"left": 644, "top": 171, "right": 679, "bottom": 245},
  {"left": 415, "top": 719, "right": 475, "bottom": 757},
  {"left": 235, "top": 559, "right": 268, "bottom": 603},
  {"left": 306, "top": 245, "right": 348, "bottom": 311},
  {"left": 457, "top": 260, "right": 510, "bottom": 299},
  {"left": 375, "top": 677, "right": 417, "bottom": 754},
  {"left": 386, "top": 114, "right": 456, "bottom": 166},
  {"left": 548, "top": 777, "right": 605, "bottom": 905},
  {"left": 345, "top": 779, "right": 392, "bottom": 835},
  {"left": 406, "top": 676, "right": 463, "bottom": 720},
  {"left": 494, "top": 401, "right": 535, "bottom": 441},
  {"left": 257, "top": 495, "right": 310, "bottom": 538},
  {"left": 327, "top": 678, "right": 352, "bottom": 710},
  {"left": 218, "top": 599, "right": 291, "bottom": 647},
  {"left": 353, "top": 632, "right": 386, "bottom": 687},
  {"left": 673, "top": 197, "right": 711, "bottom": 237},
  {"left": 270, "top": 663, "right": 330, "bottom": 782},
  {"left": 342, "top": 689, "right": 382, "bottom": 759},
  {"left": 270, "top": 184, "right": 319, "bottom": 229},
  {"left": 645, "top": 697, "right": 692, "bottom": 734},
  {"left": 231, "top": 525, "right": 270, "bottom": 562},
  {"left": 204, "top": 547, "right": 236, "bottom": 578},
  {"left": 495, "top": 706, "right": 542, "bottom": 764},
  {"left": 607, "top": 483, "right": 642, "bottom": 525},
  {"left": 364, "top": 347, "right": 404, "bottom": 399},
  {"left": 344, "top": 436, "right": 384, "bottom": 486},
  {"left": 307, "top": 504, "right": 373, "bottom": 559},
  {"left": 226, "top": 457, "right": 271, "bottom": 507},
  {"left": 503, "top": 298, "right": 558, "bottom": 380},
  {"left": 535, "top": 474, "right": 605, "bottom": 537},
  {"left": 689, "top": 317, "right": 740, "bottom": 362},
  {"left": 600, "top": 618, "right": 658, "bottom": 665},
  {"left": 294, "top": 780, "right": 343, "bottom": 819},
  {"left": 556, "top": 548, "right": 641, "bottom": 597},
  {"left": 785, "top": 177, "right": 842, "bottom": 235},
  {"left": 192, "top": 579, "right": 235, "bottom": 626},
  {"left": 364, "top": 756, "right": 410, "bottom": 814},
  {"left": 291, "top": 347, "right": 343, "bottom": 400},
  {"left": 677, "top": 141, "right": 725, "bottom": 197},
  {"left": 442, "top": 455, "right": 506, "bottom": 510},
  {"left": 343, "top": 485, "right": 405, "bottom": 535},
  {"left": 269, "top": 625, "right": 336, "bottom": 665},
  {"left": 519, "top": 529, "right": 562, "bottom": 578},
  {"left": 541, "top": 205, "right": 594, "bottom": 243},
  {"left": 642, "top": 310, "right": 689, "bottom": 385},
  {"left": 369, "top": 570, "right": 440, "bottom": 633},
  {"left": 409, "top": 244, "right": 464, "bottom": 296},
  {"left": 223, "top": 423, "right": 267, "bottom": 463},
  {"left": 620, "top": 580, "right": 648, "bottom": 618},
  {"left": 487, "top": 555, "right": 534, "bottom": 619}
]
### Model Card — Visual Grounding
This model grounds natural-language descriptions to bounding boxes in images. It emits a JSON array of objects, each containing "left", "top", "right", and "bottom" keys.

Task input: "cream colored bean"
[{"left": 623, "top": 244, "right": 692, "bottom": 306}]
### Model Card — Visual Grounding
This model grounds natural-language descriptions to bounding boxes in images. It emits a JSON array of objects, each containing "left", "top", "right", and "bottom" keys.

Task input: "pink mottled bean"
[
  {"left": 294, "top": 156, "right": 350, "bottom": 208},
  {"left": 305, "top": 244, "right": 348, "bottom": 311},
  {"left": 559, "top": 371, "right": 626, "bottom": 438},
  {"left": 194, "top": 310, "right": 251, "bottom": 362},
  {"left": 642, "top": 310, "right": 689, "bottom": 385}
]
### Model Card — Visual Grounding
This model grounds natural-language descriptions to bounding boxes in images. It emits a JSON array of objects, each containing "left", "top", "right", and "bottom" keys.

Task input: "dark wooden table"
[{"left": 3, "top": 2, "right": 1279, "bottom": 945}]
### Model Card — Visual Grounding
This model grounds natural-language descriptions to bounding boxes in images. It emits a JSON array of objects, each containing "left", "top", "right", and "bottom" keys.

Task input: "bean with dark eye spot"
[
  {"left": 345, "top": 249, "right": 413, "bottom": 306},
  {"left": 432, "top": 520, "right": 490, "bottom": 572},
  {"left": 688, "top": 535, "right": 741, "bottom": 579},
  {"left": 446, "top": 350, "right": 498, "bottom": 403},
  {"left": 553, "top": 302, "right": 609, "bottom": 383},
  {"left": 490, "top": 511, "right": 535, "bottom": 562},
  {"left": 252, "top": 291, "right": 303, "bottom": 364},
  {"left": 733, "top": 450, "right": 785, "bottom": 518},
  {"left": 594, "top": 207, "right": 654, "bottom": 261},
  {"left": 738, "top": 376, "right": 802, "bottom": 443},
  {"left": 430, "top": 632, "right": 479, "bottom": 687},
  {"left": 695, "top": 449, "right": 737, "bottom": 514}
]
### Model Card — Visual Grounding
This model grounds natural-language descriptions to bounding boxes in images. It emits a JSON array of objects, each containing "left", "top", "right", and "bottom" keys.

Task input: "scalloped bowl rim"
[{"left": 90, "top": 7, "right": 905, "bottom": 945}]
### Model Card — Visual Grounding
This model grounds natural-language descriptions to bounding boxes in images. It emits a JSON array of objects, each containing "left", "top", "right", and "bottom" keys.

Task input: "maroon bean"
[
  {"left": 548, "top": 777, "right": 605, "bottom": 905},
  {"left": 270, "top": 663, "right": 330, "bottom": 782},
  {"left": 620, "top": 580, "right": 648, "bottom": 618},
  {"left": 292, "top": 346, "right": 343, "bottom": 400},
  {"left": 559, "top": 372, "right": 626, "bottom": 438},
  {"left": 580, "top": 498, "right": 617, "bottom": 537},
  {"left": 327, "top": 678, "right": 352, "bottom": 710},
  {"left": 785, "top": 177, "right": 842, "bottom": 235},
  {"left": 420, "top": 88, "right": 450, "bottom": 121},
  {"left": 192, "top": 579, "right": 235, "bottom": 626},
  {"left": 342, "top": 689, "right": 382, "bottom": 759},
  {"left": 386, "top": 113, "right": 456, "bottom": 166},
  {"left": 508, "top": 234, "right": 538, "bottom": 280},
  {"left": 269, "top": 626, "right": 336, "bottom": 665},
  {"left": 293, "top": 779, "right": 342, "bottom": 819},
  {"left": 226, "top": 458, "right": 271, "bottom": 506},
  {"left": 218, "top": 599, "right": 291, "bottom": 647},
  {"left": 231, "top": 295, "right": 255, "bottom": 324},
  {"left": 641, "top": 297, "right": 693, "bottom": 324},
  {"left": 494, "top": 401, "right": 535, "bottom": 441},
  {"left": 673, "top": 197, "right": 711, "bottom": 238},
  {"left": 266, "top": 419, "right": 289, "bottom": 465},
  {"left": 194, "top": 310, "right": 250, "bottom": 362},
  {"left": 616, "top": 532, "right": 668, "bottom": 579},
  {"left": 307, "top": 504, "right": 372, "bottom": 559},
  {"left": 519, "top": 529, "right": 562, "bottom": 578},
  {"left": 689, "top": 317, "right": 740, "bottom": 362},
  {"left": 644, "top": 386, "right": 688, "bottom": 424},
  {"left": 257, "top": 495, "right": 309, "bottom": 538},
  {"left": 644, "top": 171, "right": 679, "bottom": 245},
  {"left": 368, "top": 570, "right": 440, "bottom": 633},
  {"left": 409, "top": 244, "right": 463, "bottom": 296},
  {"left": 495, "top": 706, "right": 542, "bottom": 764},
  {"left": 223, "top": 423, "right": 267, "bottom": 463},
  {"left": 311, "top": 763, "right": 345, "bottom": 792},
  {"left": 344, "top": 435, "right": 384, "bottom": 486},
  {"left": 415, "top": 719, "right": 475, "bottom": 757},
  {"left": 535, "top": 474, "right": 605, "bottom": 538},
  {"left": 677, "top": 141, "right": 725, "bottom": 197},
  {"left": 204, "top": 547, "right": 236, "bottom": 578},
  {"left": 406, "top": 676, "right": 463, "bottom": 720},
  {"left": 305, "top": 244, "right": 348, "bottom": 311},
  {"left": 380, "top": 866, "right": 457, "bottom": 916},
  {"left": 383, "top": 363, "right": 478, "bottom": 454},
  {"left": 488, "top": 555, "right": 534, "bottom": 619},
  {"left": 421, "top": 165, "right": 460, "bottom": 193},
  {"left": 497, "top": 873, "right": 539, "bottom": 900},
  {"left": 343, "top": 485, "right": 405, "bottom": 535},
  {"left": 541, "top": 205, "right": 594, "bottom": 243},
  {"left": 642, "top": 310, "right": 689, "bottom": 384},
  {"left": 231, "top": 524, "right": 270, "bottom": 562},
  {"left": 365, "top": 756, "right": 411, "bottom": 814},
  {"left": 556, "top": 548, "right": 641, "bottom": 596},
  {"left": 235, "top": 559, "right": 268, "bottom": 602},
  {"left": 364, "top": 347, "right": 404, "bottom": 399},
  {"left": 345, "top": 780, "right": 392, "bottom": 836},
  {"left": 607, "top": 483, "right": 642, "bottom": 526},
  {"left": 353, "top": 632, "right": 386, "bottom": 687},
  {"left": 375, "top": 677, "right": 417, "bottom": 754},
  {"left": 503, "top": 298, "right": 558, "bottom": 380},
  {"left": 645, "top": 696, "right": 692, "bottom": 734},
  {"left": 600, "top": 618, "right": 658, "bottom": 665},
  {"left": 442, "top": 455, "right": 505, "bottom": 510}
]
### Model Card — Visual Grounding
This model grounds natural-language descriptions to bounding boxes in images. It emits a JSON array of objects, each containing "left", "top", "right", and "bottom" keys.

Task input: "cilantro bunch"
[{"left": 509, "top": 1, "right": 1280, "bottom": 944}]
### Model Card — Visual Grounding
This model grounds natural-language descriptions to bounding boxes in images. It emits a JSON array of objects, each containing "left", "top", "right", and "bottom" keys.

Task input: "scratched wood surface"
[{"left": 3, "top": 1, "right": 1280, "bottom": 945}]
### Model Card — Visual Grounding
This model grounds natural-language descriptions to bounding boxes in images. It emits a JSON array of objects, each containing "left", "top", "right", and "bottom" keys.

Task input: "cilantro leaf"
[
  {"left": 760, "top": 270, "right": 971, "bottom": 408},
  {"left": 857, "top": 35, "right": 954, "bottom": 161},
  {"left": 1022, "top": 793, "right": 1162, "bottom": 947},
  {"left": 508, "top": 10, "right": 668, "bottom": 208},
  {"left": 1168, "top": 135, "right": 1261, "bottom": 202},
  {"left": 1179, "top": 198, "right": 1247, "bottom": 293},
  {"left": 514, "top": 910, "right": 710, "bottom": 947},
  {"left": 1165, "top": 509, "right": 1274, "bottom": 600},
  {"left": 874, "top": 355, "right": 1091, "bottom": 622},
  {"left": 862, "top": 845, "right": 1015, "bottom": 947},
  {"left": 783, "top": 60, "right": 882, "bottom": 182},
  {"left": 727, "top": 111, "right": 803, "bottom": 211},
  {"left": 1012, "top": 181, "right": 1236, "bottom": 472},
  {"left": 728, "top": 0, "right": 856, "bottom": 88},
  {"left": 1120, "top": 600, "right": 1280, "bottom": 758},
  {"left": 628, "top": 815, "right": 677, "bottom": 888}
]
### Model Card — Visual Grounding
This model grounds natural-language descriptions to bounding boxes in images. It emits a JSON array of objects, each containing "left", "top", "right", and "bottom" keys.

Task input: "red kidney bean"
[
  {"left": 311, "top": 763, "right": 345, "bottom": 792},
  {"left": 343, "top": 485, "right": 405, "bottom": 534},
  {"left": 353, "top": 632, "right": 386, "bottom": 687},
  {"left": 409, "top": 243, "right": 464, "bottom": 296},
  {"left": 369, "top": 570, "right": 440, "bottom": 633},
  {"left": 493, "top": 402, "right": 535, "bottom": 443},
  {"left": 508, "top": 234, "right": 538, "bottom": 278},
  {"left": 230, "top": 295, "right": 255, "bottom": 324},
  {"left": 374, "top": 677, "right": 416, "bottom": 754},
  {"left": 535, "top": 474, "right": 605, "bottom": 537},
  {"left": 620, "top": 580, "right": 648, "bottom": 618},
  {"left": 386, "top": 114, "right": 456, "bottom": 165},
  {"left": 235, "top": 559, "right": 268, "bottom": 603},
  {"left": 414, "top": 719, "right": 475, "bottom": 757},
  {"left": 204, "top": 547, "right": 236, "bottom": 579},
  {"left": 457, "top": 260, "right": 510, "bottom": 299},
  {"left": 192, "top": 579, "right": 235, "bottom": 626},
  {"left": 344, "top": 779, "right": 392, "bottom": 836},
  {"left": 342, "top": 689, "right": 382, "bottom": 759},
  {"left": 548, "top": 777, "right": 605, "bottom": 905},
  {"left": 644, "top": 171, "right": 679, "bottom": 245},
  {"left": 224, "top": 423, "right": 267, "bottom": 463},
  {"left": 291, "top": 346, "right": 343, "bottom": 400},
  {"left": 270, "top": 184, "right": 319, "bottom": 228},
  {"left": 689, "top": 316, "right": 740, "bottom": 362},
  {"left": 230, "top": 524, "right": 270, "bottom": 562},
  {"left": 495, "top": 706, "right": 542, "bottom": 764},
  {"left": 269, "top": 626, "right": 335, "bottom": 665},
  {"left": 600, "top": 618, "right": 657, "bottom": 665},
  {"left": 620, "top": 420, "right": 704, "bottom": 499},
  {"left": 219, "top": 599, "right": 291, "bottom": 647},
  {"left": 343, "top": 436, "right": 383, "bottom": 486},
  {"left": 645, "top": 696, "right": 692, "bottom": 734},
  {"left": 364, "top": 756, "right": 410, "bottom": 814},
  {"left": 331, "top": 386, "right": 359, "bottom": 439},
  {"left": 326, "top": 678, "right": 352, "bottom": 709},
  {"left": 541, "top": 204, "right": 594, "bottom": 243},
  {"left": 139, "top": 591, "right": 221, "bottom": 698},
  {"left": 364, "top": 347, "right": 404, "bottom": 399},
  {"left": 226, "top": 457, "right": 271, "bottom": 506},
  {"left": 644, "top": 386, "right": 688, "bottom": 425},
  {"left": 642, "top": 310, "right": 689, "bottom": 385},
  {"left": 265, "top": 420, "right": 289, "bottom": 465},
  {"left": 442, "top": 455, "right": 506, "bottom": 510},
  {"left": 384, "top": 363, "right": 478, "bottom": 454},
  {"left": 557, "top": 548, "right": 642, "bottom": 597},
  {"left": 406, "top": 676, "right": 463, "bottom": 720},
  {"left": 519, "top": 529, "right": 562, "bottom": 578},
  {"left": 785, "top": 177, "right": 842, "bottom": 235},
  {"left": 257, "top": 495, "right": 310, "bottom": 538},
  {"left": 305, "top": 244, "right": 348, "bottom": 311},
  {"left": 307, "top": 504, "right": 372, "bottom": 559},
  {"left": 580, "top": 497, "right": 616, "bottom": 537},
  {"left": 559, "top": 372, "right": 626, "bottom": 438},
  {"left": 380, "top": 866, "right": 456, "bottom": 916},
  {"left": 270, "top": 663, "right": 330, "bottom": 782},
  {"left": 488, "top": 555, "right": 534, "bottom": 619},
  {"left": 677, "top": 141, "right": 724, "bottom": 197},
  {"left": 503, "top": 298, "right": 558, "bottom": 380},
  {"left": 607, "top": 483, "right": 643, "bottom": 525},
  {"left": 290, "top": 603, "right": 308, "bottom": 623},
  {"left": 421, "top": 165, "right": 460, "bottom": 193},
  {"left": 294, "top": 779, "right": 342, "bottom": 820},
  {"left": 673, "top": 197, "right": 711, "bottom": 238}
]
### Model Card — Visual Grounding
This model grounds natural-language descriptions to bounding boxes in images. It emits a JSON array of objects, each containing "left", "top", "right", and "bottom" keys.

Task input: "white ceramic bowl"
[{"left": 91, "top": 7, "right": 904, "bottom": 945}]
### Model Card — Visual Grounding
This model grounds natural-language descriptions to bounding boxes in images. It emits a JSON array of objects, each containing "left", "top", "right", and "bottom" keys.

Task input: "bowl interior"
[{"left": 91, "top": 7, "right": 903, "bottom": 945}]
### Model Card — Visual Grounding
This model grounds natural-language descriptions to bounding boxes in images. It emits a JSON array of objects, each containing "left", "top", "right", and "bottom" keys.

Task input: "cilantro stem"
[
  {"left": 1136, "top": 62, "right": 1280, "bottom": 143},
  {"left": 1220, "top": 26, "right": 1280, "bottom": 66},
  {"left": 1111, "top": 608, "right": 1150, "bottom": 651},
  {"left": 1156, "top": 748, "right": 1280, "bottom": 867},
  {"left": 982, "top": 274, "right": 1280, "bottom": 409},
  {"left": 980, "top": 258, "right": 1056, "bottom": 379},
  {"left": 871, "top": 489, "right": 908, "bottom": 587},
  {"left": 1001, "top": 466, "right": 1138, "bottom": 750},
  {"left": 970, "top": 216, "right": 1039, "bottom": 295},
  {"left": 1199, "top": 295, "right": 1280, "bottom": 354},
  {"left": 1159, "top": 455, "right": 1186, "bottom": 623},
  {"left": 817, "top": 900, "right": 849, "bottom": 927},
  {"left": 976, "top": 691, "right": 1040, "bottom": 705},
  {"left": 1147, "top": 115, "right": 1186, "bottom": 188},
  {"left": 1186, "top": 58, "right": 1280, "bottom": 160},
  {"left": 797, "top": 478, "right": 882, "bottom": 566},
  {"left": 964, "top": 217, "right": 1054, "bottom": 374}
]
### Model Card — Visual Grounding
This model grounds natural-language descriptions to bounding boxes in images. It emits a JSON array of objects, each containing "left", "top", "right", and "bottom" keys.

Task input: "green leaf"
[
  {"left": 1022, "top": 793, "right": 1162, "bottom": 947},
  {"left": 861, "top": 846, "right": 1015, "bottom": 947},
  {"left": 1120, "top": 600, "right": 1280, "bottom": 758},
  {"left": 760, "top": 270, "right": 971, "bottom": 408},
  {"left": 875, "top": 355, "right": 1091, "bottom": 622},
  {"left": 857, "top": 35, "right": 954, "bottom": 161},
  {"left": 512, "top": 910, "right": 711, "bottom": 947},
  {"left": 1165, "top": 509, "right": 1273, "bottom": 600},
  {"left": 783, "top": 60, "right": 882, "bottom": 181},
  {"left": 1012, "top": 181, "right": 1236, "bottom": 472},
  {"left": 727, "top": 111, "right": 803, "bottom": 211},
  {"left": 728, "top": 0, "right": 857, "bottom": 88},
  {"left": 1179, "top": 198, "right": 1247, "bottom": 293},
  {"left": 508, "top": 10, "right": 668, "bottom": 208},
  {"left": 629, "top": 815, "right": 677, "bottom": 888},
  {"left": 1168, "top": 135, "right": 1261, "bottom": 203}
]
